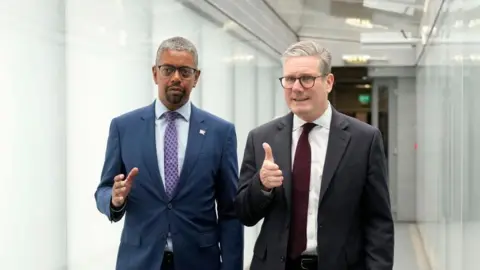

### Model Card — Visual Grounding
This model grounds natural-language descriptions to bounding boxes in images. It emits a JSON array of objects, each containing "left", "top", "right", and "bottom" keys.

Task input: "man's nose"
[
  {"left": 170, "top": 70, "right": 181, "bottom": 81},
  {"left": 292, "top": 79, "right": 304, "bottom": 92}
]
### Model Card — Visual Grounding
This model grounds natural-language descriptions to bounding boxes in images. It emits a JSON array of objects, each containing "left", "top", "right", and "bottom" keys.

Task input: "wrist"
[
  {"left": 259, "top": 178, "right": 272, "bottom": 191},
  {"left": 110, "top": 199, "right": 124, "bottom": 210}
]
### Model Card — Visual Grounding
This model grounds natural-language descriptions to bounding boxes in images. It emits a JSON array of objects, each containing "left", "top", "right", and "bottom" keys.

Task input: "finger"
[
  {"left": 126, "top": 167, "right": 139, "bottom": 182},
  {"left": 267, "top": 176, "right": 283, "bottom": 186},
  {"left": 269, "top": 169, "right": 283, "bottom": 177},
  {"left": 262, "top": 168, "right": 282, "bottom": 179},
  {"left": 114, "top": 187, "right": 127, "bottom": 196},
  {"left": 114, "top": 174, "right": 125, "bottom": 182},
  {"left": 263, "top": 161, "right": 279, "bottom": 170},
  {"left": 113, "top": 196, "right": 125, "bottom": 205},
  {"left": 263, "top": 143, "right": 274, "bottom": 162},
  {"left": 114, "top": 180, "right": 126, "bottom": 189}
]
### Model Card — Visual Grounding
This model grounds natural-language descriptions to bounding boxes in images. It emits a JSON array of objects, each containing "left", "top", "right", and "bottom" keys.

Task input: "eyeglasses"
[
  {"left": 279, "top": 75, "right": 324, "bottom": 89},
  {"left": 157, "top": 64, "right": 197, "bottom": 79}
]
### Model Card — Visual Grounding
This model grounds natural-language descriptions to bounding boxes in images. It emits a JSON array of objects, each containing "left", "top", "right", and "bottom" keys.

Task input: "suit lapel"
[
  {"left": 171, "top": 105, "right": 207, "bottom": 199},
  {"left": 141, "top": 102, "right": 168, "bottom": 201},
  {"left": 273, "top": 113, "right": 294, "bottom": 212},
  {"left": 319, "top": 109, "right": 351, "bottom": 205}
]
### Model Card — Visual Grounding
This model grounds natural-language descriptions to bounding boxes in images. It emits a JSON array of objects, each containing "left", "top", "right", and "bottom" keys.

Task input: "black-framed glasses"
[
  {"left": 279, "top": 75, "right": 324, "bottom": 89},
  {"left": 157, "top": 64, "right": 197, "bottom": 79}
]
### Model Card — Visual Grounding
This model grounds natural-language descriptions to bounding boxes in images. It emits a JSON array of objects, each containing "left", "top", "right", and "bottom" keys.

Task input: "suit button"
[
  {"left": 280, "top": 256, "right": 285, "bottom": 262},
  {"left": 167, "top": 203, "right": 172, "bottom": 209}
]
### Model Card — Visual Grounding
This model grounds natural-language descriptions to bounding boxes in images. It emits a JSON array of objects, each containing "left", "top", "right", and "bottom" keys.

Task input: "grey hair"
[
  {"left": 282, "top": 40, "right": 332, "bottom": 74},
  {"left": 155, "top": 36, "right": 199, "bottom": 67}
]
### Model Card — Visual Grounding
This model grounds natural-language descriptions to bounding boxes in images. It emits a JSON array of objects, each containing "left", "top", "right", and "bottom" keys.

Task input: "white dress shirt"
[
  {"left": 154, "top": 99, "right": 191, "bottom": 251},
  {"left": 291, "top": 103, "right": 332, "bottom": 254}
]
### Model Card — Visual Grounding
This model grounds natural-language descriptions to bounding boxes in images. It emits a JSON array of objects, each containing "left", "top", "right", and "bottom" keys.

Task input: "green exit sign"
[{"left": 358, "top": 94, "right": 371, "bottom": 105}]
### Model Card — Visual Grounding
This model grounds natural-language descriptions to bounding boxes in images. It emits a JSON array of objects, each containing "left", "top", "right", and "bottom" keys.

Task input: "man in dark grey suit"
[{"left": 234, "top": 40, "right": 394, "bottom": 270}]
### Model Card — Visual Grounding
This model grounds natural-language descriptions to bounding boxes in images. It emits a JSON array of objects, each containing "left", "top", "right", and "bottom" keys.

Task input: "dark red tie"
[{"left": 288, "top": 122, "right": 316, "bottom": 259}]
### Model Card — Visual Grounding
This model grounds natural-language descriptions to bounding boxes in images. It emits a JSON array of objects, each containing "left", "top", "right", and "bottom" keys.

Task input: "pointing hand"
[{"left": 111, "top": 167, "right": 139, "bottom": 207}]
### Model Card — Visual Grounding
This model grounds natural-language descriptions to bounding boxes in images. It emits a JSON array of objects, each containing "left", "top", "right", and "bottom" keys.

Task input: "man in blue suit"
[{"left": 94, "top": 36, "right": 244, "bottom": 270}]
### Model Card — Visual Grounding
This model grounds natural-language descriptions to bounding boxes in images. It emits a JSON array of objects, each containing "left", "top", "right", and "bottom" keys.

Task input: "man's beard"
[{"left": 165, "top": 86, "right": 185, "bottom": 104}]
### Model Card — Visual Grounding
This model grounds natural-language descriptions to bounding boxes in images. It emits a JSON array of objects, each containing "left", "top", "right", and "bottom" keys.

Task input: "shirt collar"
[
  {"left": 293, "top": 101, "right": 332, "bottom": 131},
  {"left": 155, "top": 98, "right": 191, "bottom": 121}
]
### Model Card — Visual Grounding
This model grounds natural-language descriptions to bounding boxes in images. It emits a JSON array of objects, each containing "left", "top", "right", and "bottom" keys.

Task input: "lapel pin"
[{"left": 199, "top": 129, "right": 206, "bottom": 135}]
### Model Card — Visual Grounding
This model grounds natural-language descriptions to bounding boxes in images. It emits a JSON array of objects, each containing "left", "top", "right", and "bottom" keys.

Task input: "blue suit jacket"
[{"left": 94, "top": 102, "right": 244, "bottom": 270}]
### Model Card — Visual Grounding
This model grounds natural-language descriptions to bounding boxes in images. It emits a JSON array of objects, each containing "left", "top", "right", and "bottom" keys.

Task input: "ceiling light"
[
  {"left": 222, "top": 21, "right": 238, "bottom": 30},
  {"left": 223, "top": 55, "right": 255, "bottom": 62},
  {"left": 356, "top": 84, "right": 371, "bottom": 89},
  {"left": 468, "top": 19, "right": 480, "bottom": 28},
  {"left": 345, "top": 18, "right": 373, "bottom": 29},
  {"left": 454, "top": 20, "right": 464, "bottom": 28},
  {"left": 471, "top": 55, "right": 480, "bottom": 61},
  {"left": 452, "top": 55, "right": 480, "bottom": 62},
  {"left": 342, "top": 54, "right": 371, "bottom": 64},
  {"left": 423, "top": 0, "right": 430, "bottom": 12}
]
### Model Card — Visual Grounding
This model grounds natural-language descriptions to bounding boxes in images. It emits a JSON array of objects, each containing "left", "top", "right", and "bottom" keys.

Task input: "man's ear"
[
  {"left": 152, "top": 66, "right": 158, "bottom": 85},
  {"left": 193, "top": 70, "right": 201, "bottom": 87},
  {"left": 326, "top": 73, "right": 334, "bottom": 93}
]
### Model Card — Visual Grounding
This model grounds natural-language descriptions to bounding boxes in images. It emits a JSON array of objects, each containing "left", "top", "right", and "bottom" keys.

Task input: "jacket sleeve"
[
  {"left": 94, "top": 118, "right": 127, "bottom": 222},
  {"left": 234, "top": 130, "right": 275, "bottom": 227},
  {"left": 215, "top": 124, "right": 244, "bottom": 270},
  {"left": 363, "top": 129, "right": 395, "bottom": 269}
]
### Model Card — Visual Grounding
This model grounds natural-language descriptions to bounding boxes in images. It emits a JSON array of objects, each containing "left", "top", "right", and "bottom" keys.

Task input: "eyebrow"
[
  {"left": 159, "top": 64, "right": 195, "bottom": 69},
  {"left": 284, "top": 73, "right": 316, "bottom": 77}
]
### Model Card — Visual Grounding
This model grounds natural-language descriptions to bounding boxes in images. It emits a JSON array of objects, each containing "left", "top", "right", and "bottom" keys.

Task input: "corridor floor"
[{"left": 394, "top": 223, "right": 430, "bottom": 270}]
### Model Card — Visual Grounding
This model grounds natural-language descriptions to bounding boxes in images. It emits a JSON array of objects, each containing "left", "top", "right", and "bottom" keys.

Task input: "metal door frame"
[{"left": 371, "top": 77, "right": 398, "bottom": 220}]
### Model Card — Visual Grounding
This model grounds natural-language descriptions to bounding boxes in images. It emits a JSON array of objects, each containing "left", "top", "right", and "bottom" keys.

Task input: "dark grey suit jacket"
[{"left": 234, "top": 109, "right": 394, "bottom": 270}]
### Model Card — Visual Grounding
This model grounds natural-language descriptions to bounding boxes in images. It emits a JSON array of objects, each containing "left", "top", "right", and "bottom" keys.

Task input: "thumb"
[
  {"left": 263, "top": 143, "right": 274, "bottom": 162},
  {"left": 126, "top": 167, "right": 139, "bottom": 182}
]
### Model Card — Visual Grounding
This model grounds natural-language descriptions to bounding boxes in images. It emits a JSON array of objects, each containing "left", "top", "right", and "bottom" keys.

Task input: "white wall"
[{"left": 0, "top": 0, "right": 283, "bottom": 269}]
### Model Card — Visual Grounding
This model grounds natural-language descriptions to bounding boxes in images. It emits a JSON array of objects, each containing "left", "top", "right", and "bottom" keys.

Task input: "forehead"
[
  {"left": 283, "top": 56, "right": 320, "bottom": 76},
  {"left": 158, "top": 49, "right": 195, "bottom": 67}
]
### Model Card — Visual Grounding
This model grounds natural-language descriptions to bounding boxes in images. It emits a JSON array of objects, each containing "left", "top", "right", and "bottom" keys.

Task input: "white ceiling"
[
  {"left": 259, "top": 0, "right": 434, "bottom": 66},
  {"left": 187, "top": 0, "right": 447, "bottom": 66},
  {"left": 264, "top": 0, "right": 424, "bottom": 43}
]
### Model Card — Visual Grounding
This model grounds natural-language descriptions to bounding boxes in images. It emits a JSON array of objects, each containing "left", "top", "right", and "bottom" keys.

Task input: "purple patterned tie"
[{"left": 164, "top": 111, "right": 180, "bottom": 198}]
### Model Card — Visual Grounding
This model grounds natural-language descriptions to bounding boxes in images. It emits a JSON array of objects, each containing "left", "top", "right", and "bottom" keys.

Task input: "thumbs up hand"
[{"left": 260, "top": 143, "right": 283, "bottom": 190}]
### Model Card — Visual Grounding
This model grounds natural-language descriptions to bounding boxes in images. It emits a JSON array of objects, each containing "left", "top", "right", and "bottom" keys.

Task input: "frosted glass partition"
[
  {"left": 0, "top": 0, "right": 67, "bottom": 269},
  {"left": 200, "top": 24, "right": 235, "bottom": 122},
  {"left": 64, "top": 0, "right": 154, "bottom": 269},
  {"left": 231, "top": 41, "right": 258, "bottom": 267},
  {"left": 233, "top": 41, "right": 257, "bottom": 162},
  {"left": 0, "top": 0, "right": 281, "bottom": 268},
  {"left": 416, "top": 1, "right": 480, "bottom": 269},
  {"left": 274, "top": 66, "right": 288, "bottom": 117},
  {"left": 256, "top": 53, "right": 277, "bottom": 125}
]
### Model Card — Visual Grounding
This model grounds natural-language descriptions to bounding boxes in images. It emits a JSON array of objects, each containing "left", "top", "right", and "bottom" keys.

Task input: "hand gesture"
[
  {"left": 111, "top": 167, "right": 139, "bottom": 207},
  {"left": 259, "top": 143, "right": 283, "bottom": 190}
]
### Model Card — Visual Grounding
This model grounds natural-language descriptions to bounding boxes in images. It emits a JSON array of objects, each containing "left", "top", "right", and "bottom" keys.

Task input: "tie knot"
[
  {"left": 163, "top": 111, "right": 181, "bottom": 122},
  {"left": 302, "top": 122, "right": 316, "bottom": 134}
]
